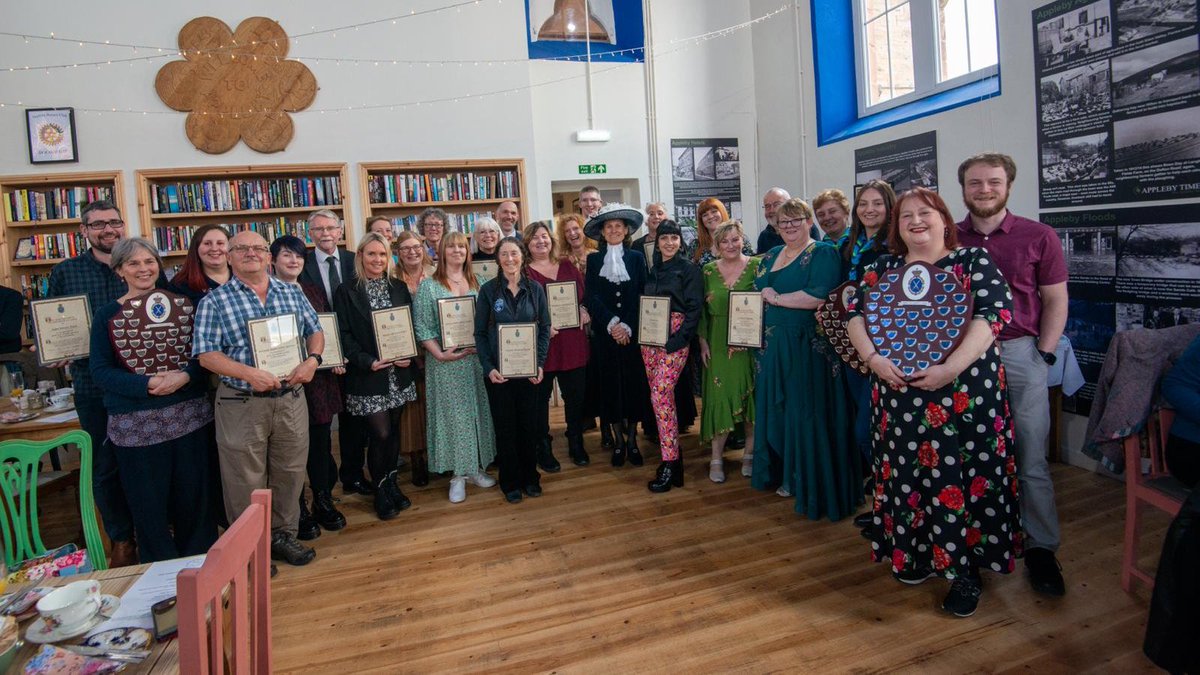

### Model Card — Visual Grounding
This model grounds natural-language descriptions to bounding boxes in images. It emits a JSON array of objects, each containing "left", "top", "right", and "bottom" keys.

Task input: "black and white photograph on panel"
[
  {"left": 1041, "top": 132, "right": 1111, "bottom": 183},
  {"left": 715, "top": 146, "right": 740, "bottom": 180},
  {"left": 1117, "top": 0, "right": 1198, "bottom": 44},
  {"left": 1117, "top": 221, "right": 1200, "bottom": 282},
  {"left": 671, "top": 146, "right": 694, "bottom": 181},
  {"left": 1117, "top": 303, "right": 1200, "bottom": 330},
  {"left": 1036, "top": 0, "right": 1113, "bottom": 69},
  {"left": 1112, "top": 35, "right": 1200, "bottom": 108},
  {"left": 1113, "top": 106, "right": 1200, "bottom": 167},
  {"left": 1040, "top": 61, "right": 1111, "bottom": 123},
  {"left": 1066, "top": 299, "right": 1117, "bottom": 353},
  {"left": 692, "top": 146, "right": 716, "bottom": 181},
  {"left": 1058, "top": 226, "right": 1118, "bottom": 277}
]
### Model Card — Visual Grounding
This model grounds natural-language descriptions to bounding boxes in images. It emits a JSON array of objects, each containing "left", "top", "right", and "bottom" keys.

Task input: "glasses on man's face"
[
  {"left": 231, "top": 245, "right": 270, "bottom": 256},
  {"left": 309, "top": 225, "right": 341, "bottom": 234},
  {"left": 85, "top": 219, "right": 125, "bottom": 231},
  {"left": 777, "top": 217, "right": 809, "bottom": 230},
  {"left": 764, "top": 201, "right": 784, "bottom": 211}
]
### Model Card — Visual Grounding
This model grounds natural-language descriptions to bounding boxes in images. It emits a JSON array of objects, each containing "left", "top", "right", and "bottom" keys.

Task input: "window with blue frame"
[{"left": 812, "top": 0, "right": 1001, "bottom": 145}]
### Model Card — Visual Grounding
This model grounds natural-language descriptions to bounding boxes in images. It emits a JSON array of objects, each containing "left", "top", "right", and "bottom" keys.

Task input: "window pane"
[
  {"left": 939, "top": 0, "right": 970, "bottom": 81},
  {"left": 888, "top": 4, "right": 915, "bottom": 98},
  {"left": 966, "top": 0, "right": 998, "bottom": 71},
  {"left": 865, "top": 0, "right": 888, "bottom": 22},
  {"left": 865, "top": 15, "right": 893, "bottom": 106}
]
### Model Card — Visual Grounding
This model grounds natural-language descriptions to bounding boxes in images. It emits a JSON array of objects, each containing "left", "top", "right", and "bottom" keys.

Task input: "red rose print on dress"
[
  {"left": 892, "top": 548, "right": 907, "bottom": 571},
  {"left": 917, "top": 441, "right": 939, "bottom": 468},
  {"left": 999, "top": 308, "right": 1012, "bottom": 325},
  {"left": 925, "top": 402, "right": 949, "bottom": 428},
  {"left": 953, "top": 390, "right": 970, "bottom": 414},
  {"left": 883, "top": 513, "right": 894, "bottom": 536},
  {"left": 938, "top": 485, "right": 965, "bottom": 511},
  {"left": 881, "top": 460, "right": 892, "bottom": 481},
  {"left": 970, "top": 476, "right": 989, "bottom": 499},
  {"left": 932, "top": 545, "right": 952, "bottom": 571},
  {"left": 863, "top": 270, "right": 879, "bottom": 287},
  {"left": 966, "top": 527, "right": 982, "bottom": 547}
]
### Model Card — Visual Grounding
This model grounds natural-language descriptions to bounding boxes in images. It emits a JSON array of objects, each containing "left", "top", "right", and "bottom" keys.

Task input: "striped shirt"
[{"left": 192, "top": 275, "right": 321, "bottom": 392}]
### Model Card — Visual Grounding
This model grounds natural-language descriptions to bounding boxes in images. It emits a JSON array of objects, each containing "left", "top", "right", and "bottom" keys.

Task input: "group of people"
[{"left": 44, "top": 154, "right": 1078, "bottom": 619}]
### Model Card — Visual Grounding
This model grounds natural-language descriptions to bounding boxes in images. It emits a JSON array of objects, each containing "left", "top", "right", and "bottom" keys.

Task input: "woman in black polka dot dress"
[{"left": 846, "top": 187, "right": 1022, "bottom": 618}]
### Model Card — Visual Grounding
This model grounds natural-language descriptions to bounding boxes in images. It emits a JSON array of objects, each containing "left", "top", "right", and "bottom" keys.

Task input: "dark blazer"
[
  {"left": 644, "top": 256, "right": 703, "bottom": 353},
  {"left": 333, "top": 278, "right": 415, "bottom": 398},
  {"left": 0, "top": 286, "right": 23, "bottom": 354},
  {"left": 474, "top": 275, "right": 551, "bottom": 376},
  {"left": 300, "top": 248, "right": 357, "bottom": 306},
  {"left": 585, "top": 244, "right": 647, "bottom": 335},
  {"left": 299, "top": 281, "right": 344, "bottom": 425}
]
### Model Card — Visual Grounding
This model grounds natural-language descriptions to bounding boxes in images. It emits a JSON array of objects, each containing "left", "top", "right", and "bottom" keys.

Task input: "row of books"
[
  {"left": 3, "top": 186, "right": 116, "bottom": 222},
  {"left": 149, "top": 176, "right": 343, "bottom": 214},
  {"left": 367, "top": 171, "right": 519, "bottom": 205},
  {"left": 12, "top": 233, "right": 89, "bottom": 262},
  {"left": 18, "top": 272, "right": 52, "bottom": 338},
  {"left": 153, "top": 218, "right": 343, "bottom": 254},
  {"left": 390, "top": 211, "right": 494, "bottom": 235}
]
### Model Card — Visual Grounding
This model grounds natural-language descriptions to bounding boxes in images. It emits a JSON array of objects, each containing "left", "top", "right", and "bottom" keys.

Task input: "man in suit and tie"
[{"left": 298, "top": 210, "right": 373, "bottom": 498}]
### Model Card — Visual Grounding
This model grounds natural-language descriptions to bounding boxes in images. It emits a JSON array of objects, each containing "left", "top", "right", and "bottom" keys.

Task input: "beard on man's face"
[{"left": 964, "top": 191, "right": 1008, "bottom": 219}]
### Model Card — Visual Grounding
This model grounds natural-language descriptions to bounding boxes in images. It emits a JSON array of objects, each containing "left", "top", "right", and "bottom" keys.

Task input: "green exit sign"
[{"left": 578, "top": 164, "right": 607, "bottom": 175}]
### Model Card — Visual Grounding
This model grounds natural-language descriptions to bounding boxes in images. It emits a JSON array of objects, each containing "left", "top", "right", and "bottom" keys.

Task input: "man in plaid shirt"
[
  {"left": 47, "top": 199, "right": 145, "bottom": 568},
  {"left": 193, "top": 230, "right": 324, "bottom": 566}
]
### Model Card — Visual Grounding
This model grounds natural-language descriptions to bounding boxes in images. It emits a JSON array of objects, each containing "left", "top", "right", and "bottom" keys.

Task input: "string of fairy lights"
[{"left": 0, "top": 4, "right": 790, "bottom": 117}]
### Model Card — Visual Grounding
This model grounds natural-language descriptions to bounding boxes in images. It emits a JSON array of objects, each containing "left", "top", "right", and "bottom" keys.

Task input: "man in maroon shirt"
[{"left": 956, "top": 153, "right": 1069, "bottom": 598}]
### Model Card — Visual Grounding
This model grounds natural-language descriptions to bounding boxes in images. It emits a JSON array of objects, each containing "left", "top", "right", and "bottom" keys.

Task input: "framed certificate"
[
  {"left": 546, "top": 281, "right": 580, "bottom": 329},
  {"left": 31, "top": 295, "right": 91, "bottom": 365},
  {"left": 471, "top": 260, "right": 498, "bottom": 283},
  {"left": 638, "top": 295, "right": 671, "bottom": 347},
  {"left": 727, "top": 291, "right": 764, "bottom": 349},
  {"left": 498, "top": 322, "right": 538, "bottom": 379},
  {"left": 246, "top": 313, "right": 305, "bottom": 379},
  {"left": 436, "top": 295, "right": 477, "bottom": 349},
  {"left": 642, "top": 241, "right": 655, "bottom": 269},
  {"left": 371, "top": 305, "right": 419, "bottom": 361},
  {"left": 316, "top": 313, "right": 346, "bottom": 369}
]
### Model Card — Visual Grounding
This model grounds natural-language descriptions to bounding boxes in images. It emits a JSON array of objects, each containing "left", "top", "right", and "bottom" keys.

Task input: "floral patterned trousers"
[{"left": 641, "top": 312, "right": 689, "bottom": 461}]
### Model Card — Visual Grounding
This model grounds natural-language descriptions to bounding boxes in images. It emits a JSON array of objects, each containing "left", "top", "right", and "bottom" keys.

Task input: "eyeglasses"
[
  {"left": 309, "top": 226, "right": 341, "bottom": 234},
  {"left": 423, "top": 222, "right": 445, "bottom": 229},
  {"left": 84, "top": 219, "right": 124, "bottom": 231},
  {"left": 397, "top": 245, "right": 424, "bottom": 254},
  {"left": 763, "top": 201, "right": 785, "bottom": 210},
  {"left": 230, "top": 245, "right": 270, "bottom": 255},
  {"left": 777, "top": 217, "right": 809, "bottom": 229}
]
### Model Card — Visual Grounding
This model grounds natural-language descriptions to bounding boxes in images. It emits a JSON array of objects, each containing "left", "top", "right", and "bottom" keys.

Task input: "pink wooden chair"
[
  {"left": 178, "top": 489, "right": 273, "bottom": 674},
  {"left": 1122, "top": 409, "right": 1187, "bottom": 592}
]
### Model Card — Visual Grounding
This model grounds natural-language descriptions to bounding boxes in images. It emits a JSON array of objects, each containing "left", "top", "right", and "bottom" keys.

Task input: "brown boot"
[{"left": 109, "top": 539, "right": 138, "bottom": 568}]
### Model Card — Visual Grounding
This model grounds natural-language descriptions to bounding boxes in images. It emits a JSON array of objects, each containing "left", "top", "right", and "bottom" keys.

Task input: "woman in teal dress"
[
  {"left": 753, "top": 198, "right": 861, "bottom": 521},
  {"left": 699, "top": 221, "right": 760, "bottom": 483},
  {"left": 414, "top": 232, "right": 498, "bottom": 504}
]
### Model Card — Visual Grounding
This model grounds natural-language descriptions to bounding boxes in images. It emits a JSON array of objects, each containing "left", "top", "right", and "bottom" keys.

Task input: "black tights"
[{"left": 363, "top": 407, "right": 402, "bottom": 485}]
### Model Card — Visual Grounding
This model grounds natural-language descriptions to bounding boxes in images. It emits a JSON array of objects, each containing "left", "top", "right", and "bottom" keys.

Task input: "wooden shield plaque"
[
  {"left": 108, "top": 290, "right": 195, "bottom": 375},
  {"left": 862, "top": 261, "right": 973, "bottom": 378},
  {"left": 816, "top": 281, "right": 869, "bottom": 375}
]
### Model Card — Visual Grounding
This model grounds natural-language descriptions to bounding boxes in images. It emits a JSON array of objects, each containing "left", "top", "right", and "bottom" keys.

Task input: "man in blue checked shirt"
[{"left": 193, "top": 231, "right": 324, "bottom": 567}]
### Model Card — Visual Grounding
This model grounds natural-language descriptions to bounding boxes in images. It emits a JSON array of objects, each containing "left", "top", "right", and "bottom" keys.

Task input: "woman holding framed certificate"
[
  {"left": 698, "top": 221, "right": 762, "bottom": 483},
  {"left": 394, "top": 230, "right": 434, "bottom": 486},
  {"left": 475, "top": 237, "right": 552, "bottom": 503},
  {"left": 414, "top": 232, "right": 497, "bottom": 504},
  {"left": 333, "top": 233, "right": 418, "bottom": 521},
  {"left": 584, "top": 204, "right": 651, "bottom": 468},
  {"left": 525, "top": 221, "right": 592, "bottom": 469},
  {"left": 640, "top": 221, "right": 703, "bottom": 493},
  {"left": 89, "top": 237, "right": 217, "bottom": 562},
  {"left": 846, "top": 188, "right": 1021, "bottom": 618},
  {"left": 753, "top": 198, "right": 860, "bottom": 521}
]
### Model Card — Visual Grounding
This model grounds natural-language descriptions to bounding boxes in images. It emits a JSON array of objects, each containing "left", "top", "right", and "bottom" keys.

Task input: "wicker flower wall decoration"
[{"left": 155, "top": 16, "right": 318, "bottom": 154}]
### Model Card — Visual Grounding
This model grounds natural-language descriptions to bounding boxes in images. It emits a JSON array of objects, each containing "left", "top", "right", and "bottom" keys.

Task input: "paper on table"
[
  {"left": 87, "top": 555, "right": 205, "bottom": 635},
  {"left": 32, "top": 410, "right": 79, "bottom": 424}
]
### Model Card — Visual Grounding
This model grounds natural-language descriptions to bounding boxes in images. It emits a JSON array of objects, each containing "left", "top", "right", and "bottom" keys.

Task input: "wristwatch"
[
  {"left": 308, "top": 353, "right": 323, "bottom": 366},
  {"left": 1038, "top": 349, "right": 1056, "bottom": 366}
]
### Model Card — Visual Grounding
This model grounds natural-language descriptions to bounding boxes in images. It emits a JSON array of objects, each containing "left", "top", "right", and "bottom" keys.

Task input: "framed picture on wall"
[{"left": 26, "top": 107, "right": 79, "bottom": 164}]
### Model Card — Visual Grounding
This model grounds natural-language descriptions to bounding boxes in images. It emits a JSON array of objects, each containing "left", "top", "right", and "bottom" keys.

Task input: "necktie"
[{"left": 327, "top": 255, "right": 342, "bottom": 303}]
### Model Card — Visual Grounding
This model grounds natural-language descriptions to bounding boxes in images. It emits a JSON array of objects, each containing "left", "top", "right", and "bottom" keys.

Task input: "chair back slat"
[{"left": 177, "top": 489, "right": 272, "bottom": 674}]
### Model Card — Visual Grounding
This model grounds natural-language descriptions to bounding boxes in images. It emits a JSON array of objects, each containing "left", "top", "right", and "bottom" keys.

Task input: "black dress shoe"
[
  {"left": 536, "top": 438, "right": 561, "bottom": 473},
  {"left": 298, "top": 495, "right": 321, "bottom": 541},
  {"left": 524, "top": 483, "right": 543, "bottom": 497},
  {"left": 504, "top": 489, "right": 523, "bottom": 503},
  {"left": 853, "top": 511, "right": 874, "bottom": 528},
  {"left": 648, "top": 458, "right": 684, "bottom": 493},
  {"left": 859, "top": 526, "right": 873, "bottom": 540},
  {"left": 1025, "top": 548, "right": 1066, "bottom": 597},
  {"left": 625, "top": 425, "right": 644, "bottom": 467},
  {"left": 271, "top": 531, "right": 316, "bottom": 566},
  {"left": 312, "top": 490, "right": 347, "bottom": 531},
  {"left": 567, "top": 434, "right": 590, "bottom": 466},
  {"left": 343, "top": 478, "right": 375, "bottom": 496}
]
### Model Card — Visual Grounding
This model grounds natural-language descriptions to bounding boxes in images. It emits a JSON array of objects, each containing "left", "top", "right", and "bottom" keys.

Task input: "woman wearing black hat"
[
  {"left": 584, "top": 203, "right": 651, "bottom": 466},
  {"left": 642, "top": 220, "right": 703, "bottom": 492}
]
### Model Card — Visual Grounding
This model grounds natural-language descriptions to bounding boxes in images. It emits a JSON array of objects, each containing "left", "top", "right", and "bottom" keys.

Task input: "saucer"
[
  {"left": 25, "top": 595, "right": 120, "bottom": 644},
  {"left": 43, "top": 403, "right": 75, "bottom": 413}
]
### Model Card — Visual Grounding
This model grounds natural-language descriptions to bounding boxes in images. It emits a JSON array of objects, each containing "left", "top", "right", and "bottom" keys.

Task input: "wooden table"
[
  {"left": 6, "top": 564, "right": 179, "bottom": 673},
  {"left": 0, "top": 399, "right": 80, "bottom": 444}
]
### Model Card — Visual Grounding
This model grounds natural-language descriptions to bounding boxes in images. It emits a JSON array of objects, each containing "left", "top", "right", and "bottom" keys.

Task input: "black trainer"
[
  {"left": 893, "top": 568, "right": 938, "bottom": 585},
  {"left": 1025, "top": 547, "right": 1066, "bottom": 597},
  {"left": 941, "top": 575, "right": 983, "bottom": 617},
  {"left": 271, "top": 531, "right": 316, "bottom": 566},
  {"left": 852, "top": 511, "right": 873, "bottom": 528},
  {"left": 297, "top": 495, "right": 320, "bottom": 541}
]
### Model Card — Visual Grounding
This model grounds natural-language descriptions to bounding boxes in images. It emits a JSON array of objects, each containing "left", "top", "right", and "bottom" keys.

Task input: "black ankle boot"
[
  {"left": 536, "top": 436, "right": 562, "bottom": 473},
  {"left": 648, "top": 458, "right": 683, "bottom": 493},
  {"left": 298, "top": 493, "right": 320, "bottom": 540},
  {"left": 601, "top": 424, "right": 615, "bottom": 449},
  {"left": 610, "top": 424, "right": 626, "bottom": 467},
  {"left": 375, "top": 473, "right": 400, "bottom": 521},
  {"left": 312, "top": 490, "right": 346, "bottom": 531},
  {"left": 568, "top": 433, "right": 590, "bottom": 466},
  {"left": 625, "top": 422, "right": 644, "bottom": 467}
]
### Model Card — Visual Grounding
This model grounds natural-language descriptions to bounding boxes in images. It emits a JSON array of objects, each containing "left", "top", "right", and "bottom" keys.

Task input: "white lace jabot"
[{"left": 599, "top": 245, "right": 630, "bottom": 283}]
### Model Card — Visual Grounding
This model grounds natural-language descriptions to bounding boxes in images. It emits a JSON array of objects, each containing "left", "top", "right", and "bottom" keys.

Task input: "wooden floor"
[{"left": 258, "top": 410, "right": 1169, "bottom": 674}]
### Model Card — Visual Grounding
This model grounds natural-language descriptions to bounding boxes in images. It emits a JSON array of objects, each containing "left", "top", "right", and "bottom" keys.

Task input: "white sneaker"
[
  {"left": 776, "top": 486, "right": 792, "bottom": 498},
  {"left": 449, "top": 477, "right": 467, "bottom": 503},
  {"left": 467, "top": 471, "right": 496, "bottom": 488},
  {"left": 709, "top": 460, "right": 726, "bottom": 484},
  {"left": 741, "top": 454, "right": 753, "bottom": 478}
]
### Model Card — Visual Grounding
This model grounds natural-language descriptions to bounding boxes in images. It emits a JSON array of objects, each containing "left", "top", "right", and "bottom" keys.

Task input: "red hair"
[
  {"left": 887, "top": 188, "right": 959, "bottom": 256},
  {"left": 175, "top": 224, "right": 229, "bottom": 294},
  {"left": 693, "top": 197, "right": 731, "bottom": 263}
]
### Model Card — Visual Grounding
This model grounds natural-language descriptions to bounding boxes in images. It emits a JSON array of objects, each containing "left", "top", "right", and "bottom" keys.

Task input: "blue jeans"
[{"left": 75, "top": 395, "right": 135, "bottom": 543}]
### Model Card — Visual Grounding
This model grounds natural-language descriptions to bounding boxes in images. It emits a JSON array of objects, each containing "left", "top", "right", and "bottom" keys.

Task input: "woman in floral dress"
[{"left": 847, "top": 187, "right": 1022, "bottom": 618}]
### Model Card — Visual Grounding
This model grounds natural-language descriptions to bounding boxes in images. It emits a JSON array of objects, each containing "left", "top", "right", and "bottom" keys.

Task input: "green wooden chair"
[{"left": 0, "top": 429, "right": 107, "bottom": 571}]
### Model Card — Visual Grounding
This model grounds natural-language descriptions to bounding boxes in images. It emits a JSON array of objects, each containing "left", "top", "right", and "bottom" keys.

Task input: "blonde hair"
[
  {"left": 432, "top": 231, "right": 479, "bottom": 292},
  {"left": 392, "top": 230, "right": 432, "bottom": 280},
  {"left": 354, "top": 232, "right": 394, "bottom": 285}
]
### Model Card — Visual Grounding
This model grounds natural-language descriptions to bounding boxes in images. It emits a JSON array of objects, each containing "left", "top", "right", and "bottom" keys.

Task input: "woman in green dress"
[
  {"left": 753, "top": 198, "right": 861, "bottom": 521},
  {"left": 414, "top": 232, "right": 498, "bottom": 504},
  {"left": 699, "top": 221, "right": 760, "bottom": 483}
]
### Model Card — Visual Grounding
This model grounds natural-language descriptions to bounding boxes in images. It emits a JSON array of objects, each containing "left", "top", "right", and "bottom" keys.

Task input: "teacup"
[
  {"left": 35, "top": 580, "right": 101, "bottom": 633},
  {"left": 48, "top": 389, "right": 72, "bottom": 408}
]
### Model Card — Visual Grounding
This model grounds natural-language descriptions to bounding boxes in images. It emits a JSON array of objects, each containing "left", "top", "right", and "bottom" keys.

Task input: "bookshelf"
[
  {"left": 359, "top": 159, "right": 526, "bottom": 237},
  {"left": 0, "top": 169, "right": 128, "bottom": 342},
  {"left": 135, "top": 163, "right": 353, "bottom": 260}
]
